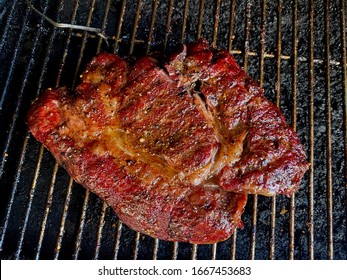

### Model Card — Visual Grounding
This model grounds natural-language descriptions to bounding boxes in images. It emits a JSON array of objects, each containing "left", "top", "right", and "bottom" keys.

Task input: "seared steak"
[{"left": 27, "top": 39, "right": 308, "bottom": 243}]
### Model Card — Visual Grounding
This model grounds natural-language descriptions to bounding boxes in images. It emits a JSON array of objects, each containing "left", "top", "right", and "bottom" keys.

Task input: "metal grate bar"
[
  {"left": 270, "top": 0, "right": 279, "bottom": 260},
  {"left": 113, "top": 220, "right": 123, "bottom": 260},
  {"left": 73, "top": 190, "right": 90, "bottom": 259},
  {"left": 275, "top": 0, "right": 282, "bottom": 107},
  {"left": 112, "top": 0, "right": 127, "bottom": 53},
  {"left": 97, "top": 0, "right": 112, "bottom": 52},
  {"left": 228, "top": 0, "right": 236, "bottom": 52},
  {"left": 258, "top": 0, "right": 267, "bottom": 88},
  {"left": 35, "top": 163, "right": 58, "bottom": 259},
  {"left": 324, "top": 0, "right": 334, "bottom": 260},
  {"left": 288, "top": 0, "right": 298, "bottom": 260},
  {"left": 341, "top": 0, "right": 347, "bottom": 228},
  {"left": 54, "top": 178, "right": 74, "bottom": 259},
  {"left": 197, "top": 0, "right": 204, "bottom": 40},
  {"left": 191, "top": 244, "right": 197, "bottom": 260},
  {"left": 130, "top": 0, "right": 149, "bottom": 261},
  {"left": 243, "top": 1, "right": 251, "bottom": 73},
  {"left": 230, "top": 229, "right": 237, "bottom": 259},
  {"left": 146, "top": 0, "right": 159, "bottom": 54},
  {"left": 152, "top": 239, "right": 159, "bottom": 260},
  {"left": 163, "top": 0, "right": 174, "bottom": 51},
  {"left": 133, "top": 232, "right": 140, "bottom": 260},
  {"left": 308, "top": 0, "right": 315, "bottom": 260},
  {"left": 180, "top": 0, "right": 189, "bottom": 43},
  {"left": 172, "top": 241, "right": 178, "bottom": 260},
  {"left": 15, "top": 145, "right": 45, "bottom": 259},
  {"left": 212, "top": 0, "right": 220, "bottom": 48},
  {"left": 129, "top": 0, "right": 143, "bottom": 55},
  {"left": 0, "top": 135, "right": 30, "bottom": 252},
  {"left": 71, "top": 0, "right": 97, "bottom": 89},
  {"left": 72, "top": 0, "right": 99, "bottom": 260}
]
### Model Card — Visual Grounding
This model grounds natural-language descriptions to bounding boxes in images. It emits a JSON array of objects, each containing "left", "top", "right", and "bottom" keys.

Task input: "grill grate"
[{"left": 0, "top": 0, "right": 346, "bottom": 260}]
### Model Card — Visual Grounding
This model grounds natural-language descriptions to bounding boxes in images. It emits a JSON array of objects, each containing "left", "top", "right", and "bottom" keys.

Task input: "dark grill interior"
[{"left": 0, "top": 0, "right": 346, "bottom": 260}]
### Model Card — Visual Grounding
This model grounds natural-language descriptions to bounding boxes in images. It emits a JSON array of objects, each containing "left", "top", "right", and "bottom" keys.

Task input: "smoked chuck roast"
[{"left": 27, "top": 39, "right": 309, "bottom": 244}]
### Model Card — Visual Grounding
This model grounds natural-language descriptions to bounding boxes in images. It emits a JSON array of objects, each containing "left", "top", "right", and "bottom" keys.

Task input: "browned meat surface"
[{"left": 27, "top": 39, "right": 308, "bottom": 243}]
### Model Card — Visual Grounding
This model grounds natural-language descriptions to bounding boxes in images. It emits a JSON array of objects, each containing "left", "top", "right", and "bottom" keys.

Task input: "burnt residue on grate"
[{"left": 0, "top": 0, "right": 346, "bottom": 260}]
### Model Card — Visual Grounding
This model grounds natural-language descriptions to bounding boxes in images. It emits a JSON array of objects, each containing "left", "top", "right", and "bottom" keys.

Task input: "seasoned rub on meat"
[{"left": 28, "top": 39, "right": 308, "bottom": 243}]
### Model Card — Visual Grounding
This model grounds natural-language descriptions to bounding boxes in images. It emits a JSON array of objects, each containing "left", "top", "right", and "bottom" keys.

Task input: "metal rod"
[
  {"left": 94, "top": 202, "right": 108, "bottom": 259},
  {"left": 340, "top": 0, "right": 347, "bottom": 261},
  {"left": 0, "top": 135, "right": 29, "bottom": 252},
  {"left": 71, "top": 0, "right": 98, "bottom": 88},
  {"left": 172, "top": 242, "right": 178, "bottom": 260},
  {"left": 15, "top": 146, "right": 45, "bottom": 259},
  {"left": 73, "top": 190, "right": 90, "bottom": 259},
  {"left": 289, "top": 0, "right": 298, "bottom": 260},
  {"left": 243, "top": 0, "right": 257, "bottom": 260},
  {"left": 230, "top": 229, "right": 237, "bottom": 259},
  {"left": 228, "top": 0, "right": 236, "bottom": 52},
  {"left": 133, "top": 232, "right": 140, "bottom": 260},
  {"left": 113, "top": 220, "right": 123, "bottom": 259},
  {"left": 197, "top": 0, "right": 205, "bottom": 39},
  {"left": 35, "top": 163, "right": 58, "bottom": 259},
  {"left": 146, "top": 0, "right": 159, "bottom": 54},
  {"left": 243, "top": 0, "right": 252, "bottom": 73},
  {"left": 259, "top": 0, "right": 266, "bottom": 88},
  {"left": 180, "top": 0, "right": 190, "bottom": 44},
  {"left": 212, "top": 0, "right": 221, "bottom": 48},
  {"left": 275, "top": 0, "right": 282, "bottom": 106},
  {"left": 269, "top": 0, "right": 282, "bottom": 260},
  {"left": 97, "top": 0, "right": 112, "bottom": 52},
  {"left": 191, "top": 244, "right": 197, "bottom": 260},
  {"left": 250, "top": 195, "right": 258, "bottom": 259},
  {"left": 54, "top": 178, "right": 74, "bottom": 259},
  {"left": 55, "top": 0, "right": 80, "bottom": 87},
  {"left": 129, "top": 0, "right": 143, "bottom": 55},
  {"left": 113, "top": 0, "right": 127, "bottom": 53},
  {"left": 152, "top": 238, "right": 159, "bottom": 260},
  {"left": 308, "top": 0, "right": 315, "bottom": 260},
  {"left": 163, "top": 0, "right": 174, "bottom": 51},
  {"left": 211, "top": 243, "right": 217, "bottom": 260},
  {"left": 324, "top": 0, "right": 334, "bottom": 260}
]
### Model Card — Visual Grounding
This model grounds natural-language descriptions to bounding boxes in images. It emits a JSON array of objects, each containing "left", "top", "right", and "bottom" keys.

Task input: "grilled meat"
[{"left": 27, "top": 39, "right": 308, "bottom": 243}]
